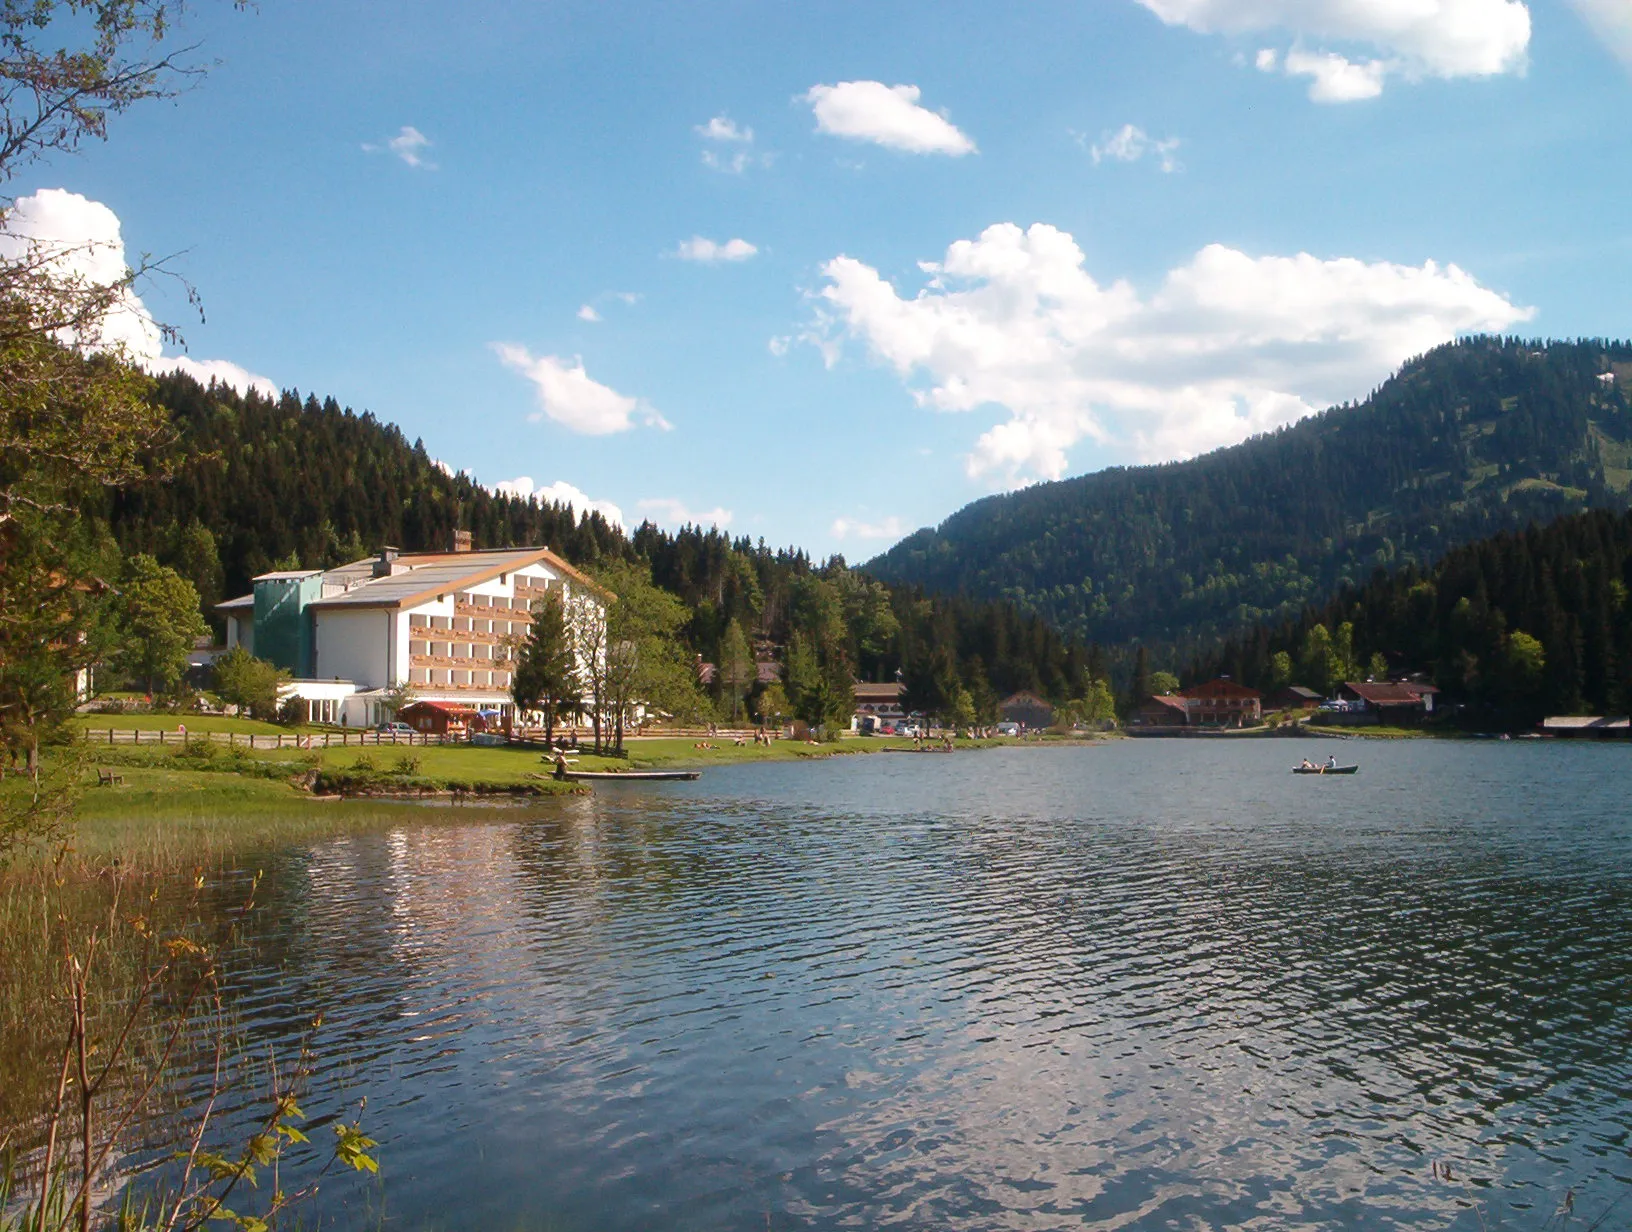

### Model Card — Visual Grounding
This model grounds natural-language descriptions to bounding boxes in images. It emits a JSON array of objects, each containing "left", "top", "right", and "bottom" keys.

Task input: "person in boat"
[
  {"left": 1325, "top": 754, "right": 1338, "bottom": 769},
  {"left": 1300, "top": 758, "right": 1315, "bottom": 770}
]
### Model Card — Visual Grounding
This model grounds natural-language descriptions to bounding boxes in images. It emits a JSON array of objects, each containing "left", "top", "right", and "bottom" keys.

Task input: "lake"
[{"left": 156, "top": 738, "right": 1632, "bottom": 1229}]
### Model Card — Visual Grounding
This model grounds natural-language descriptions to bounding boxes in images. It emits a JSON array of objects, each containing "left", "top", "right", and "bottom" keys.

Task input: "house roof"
[
  {"left": 216, "top": 593, "right": 255, "bottom": 611},
  {"left": 401, "top": 700, "right": 478, "bottom": 717},
  {"left": 1272, "top": 685, "right": 1323, "bottom": 700},
  {"left": 1343, "top": 681, "right": 1439, "bottom": 705},
  {"left": 756, "top": 661, "right": 781, "bottom": 684},
  {"left": 308, "top": 547, "right": 599, "bottom": 611},
  {"left": 1541, "top": 715, "right": 1630, "bottom": 730},
  {"left": 854, "top": 682, "right": 903, "bottom": 701},
  {"left": 1143, "top": 694, "right": 1190, "bottom": 713},
  {"left": 1001, "top": 691, "right": 1051, "bottom": 707},
  {"left": 1187, "top": 677, "right": 1262, "bottom": 699},
  {"left": 252, "top": 569, "right": 321, "bottom": 581}
]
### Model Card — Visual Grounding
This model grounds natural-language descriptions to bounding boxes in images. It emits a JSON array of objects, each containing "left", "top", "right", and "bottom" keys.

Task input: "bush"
[{"left": 392, "top": 753, "right": 422, "bottom": 776}]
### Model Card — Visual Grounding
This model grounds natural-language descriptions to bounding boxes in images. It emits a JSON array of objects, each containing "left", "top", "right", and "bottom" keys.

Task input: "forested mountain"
[
  {"left": 93, "top": 373, "right": 1099, "bottom": 711},
  {"left": 868, "top": 339, "right": 1632, "bottom": 655},
  {"left": 1190, "top": 507, "right": 1632, "bottom": 726}
]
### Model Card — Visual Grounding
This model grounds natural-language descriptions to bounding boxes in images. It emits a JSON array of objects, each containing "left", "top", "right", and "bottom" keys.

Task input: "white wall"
[{"left": 313, "top": 608, "right": 392, "bottom": 689}]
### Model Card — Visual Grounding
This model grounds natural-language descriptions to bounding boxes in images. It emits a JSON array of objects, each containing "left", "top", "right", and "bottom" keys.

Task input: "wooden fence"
[
  {"left": 80, "top": 728, "right": 462, "bottom": 750},
  {"left": 81, "top": 724, "right": 769, "bottom": 752}
]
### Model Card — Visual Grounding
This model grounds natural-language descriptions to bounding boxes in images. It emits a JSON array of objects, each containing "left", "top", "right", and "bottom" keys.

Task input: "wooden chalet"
[
  {"left": 1265, "top": 685, "right": 1322, "bottom": 712},
  {"left": 1338, "top": 681, "right": 1439, "bottom": 724},
  {"left": 1183, "top": 678, "right": 1262, "bottom": 725},
  {"left": 399, "top": 700, "right": 479, "bottom": 736},
  {"left": 1134, "top": 695, "right": 1191, "bottom": 727}
]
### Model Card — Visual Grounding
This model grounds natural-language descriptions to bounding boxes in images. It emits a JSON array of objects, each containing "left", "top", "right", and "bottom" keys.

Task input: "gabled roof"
[
  {"left": 1187, "top": 677, "right": 1262, "bottom": 699},
  {"left": 1143, "top": 694, "right": 1189, "bottom": 713},
  {"left": 401, "top": 700, "right": 478, "bottom": 717},
  {"left": 1272, "top": 685, "right": 1323, "bottom": 700},
  {"left": 308, "top": 546, "right": 600, "bottom": 611},
  {"left": 854, "top": 682, "right": 903, "bottom": 701},
  {"left": 1343, "top": 680, "right": 1439, "bottom": 705},
  {"left": 216, "top": 593, "right": 255, "bottom": 611}
]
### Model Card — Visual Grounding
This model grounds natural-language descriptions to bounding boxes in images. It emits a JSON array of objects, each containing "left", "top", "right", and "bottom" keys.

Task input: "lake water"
[{"left": 165, "top": 739, "right": 1632, "bottom": 1229}]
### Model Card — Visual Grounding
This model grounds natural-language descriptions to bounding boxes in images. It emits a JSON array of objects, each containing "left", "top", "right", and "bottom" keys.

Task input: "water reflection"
[{"left": 159, "top": 741, "right": 1632, "bottom": 1229}]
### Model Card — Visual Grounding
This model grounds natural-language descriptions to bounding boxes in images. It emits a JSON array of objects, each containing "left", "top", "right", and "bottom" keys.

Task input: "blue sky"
[{"left": 19, "top": 0, "right": 1632, "bottom": 557}]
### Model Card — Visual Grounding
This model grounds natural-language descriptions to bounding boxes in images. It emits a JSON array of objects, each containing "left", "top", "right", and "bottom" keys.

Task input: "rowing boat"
[{"left": 1292, "top": 764, "right": 1358, "bottom": 775}]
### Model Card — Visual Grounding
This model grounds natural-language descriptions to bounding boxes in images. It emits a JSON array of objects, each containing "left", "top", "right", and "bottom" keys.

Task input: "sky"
[{"left": 15, "top": 0, "right": 1632, "bottom": 558}]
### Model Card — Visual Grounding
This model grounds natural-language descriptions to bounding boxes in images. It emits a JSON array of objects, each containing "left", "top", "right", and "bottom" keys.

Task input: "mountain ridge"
[{"left": 866, "top": 337, "right": 1632, "bottom": 653}]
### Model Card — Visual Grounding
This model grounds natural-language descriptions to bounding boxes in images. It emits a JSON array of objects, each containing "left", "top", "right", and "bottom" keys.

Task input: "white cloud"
[
  {"left": 831, "top": 515, "right": 906, "bottom": 541},
  {"left": 812, "top": 221, "right": 1531, "bottom": 487},
  {"left": 673, "top": 235, "right": 758, "bottom": 263},
  {"left": 1136, "top": 0, "right": 1530, "bottom": 99},
  {"left": 364, "top": 125, "right": 435, "bottom": 168},
  {"left": 491, "top": 345, "right": 669, "bottom": 434},
  {"left": 696, "top": 113, "right": 768, "bottom": 173},
  {"left": 1086, "top": 124, "right": 1182, "bottom": 172},
  {"left": 577, "top": 304, "right": 601, "bottom": 322},
  {"left": 637, "top": 498, "right": 733, "bottom": 529},
  {"left": 1570, "top": 0, "right": 1632, "bottom": 66},
  {"left": 1282, "top": 48, "right": 1387, "bottom": 100},
  {"left": 803, "top": 81, "right": 976, "bottom": 155},
  {"left": 696, "top": 115, "right": 752, "bottom": 143},
  {"left": 0, "top": 188, "right": 276, "bottom": 397},
  {"left": 491, "top": 477, "right": 626, "bottom": 529}
]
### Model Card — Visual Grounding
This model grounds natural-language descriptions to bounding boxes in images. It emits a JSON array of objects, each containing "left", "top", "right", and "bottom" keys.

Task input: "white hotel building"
[{"left": 216, "top": 537, "right": 602, "bottom": 727}]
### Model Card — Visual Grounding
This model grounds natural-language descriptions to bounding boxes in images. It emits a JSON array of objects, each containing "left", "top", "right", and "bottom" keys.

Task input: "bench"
[{"left": 96, "top": 769, "right": 125, "bottom": 787}]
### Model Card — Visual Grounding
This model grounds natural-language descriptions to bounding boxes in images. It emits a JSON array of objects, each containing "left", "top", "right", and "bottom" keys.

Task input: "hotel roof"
[{"left": 308, "top": 546, "right": 599, "bottom": 610}]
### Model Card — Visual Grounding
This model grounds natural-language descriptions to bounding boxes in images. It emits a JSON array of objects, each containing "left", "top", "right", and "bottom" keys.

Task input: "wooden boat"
[
  {"left": 1292, "top": 764, "right": 1358, "bottom": 775},
  {"left": 560, "top": 769, "right": 700, "bottom": 782}
]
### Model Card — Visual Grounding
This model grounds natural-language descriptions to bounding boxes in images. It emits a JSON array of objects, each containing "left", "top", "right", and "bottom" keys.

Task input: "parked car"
[
  {"left": 376, "top": 721, "right": 415, "bottom": 737},
  {"left": 996, "top": 721, "right": 1021, "bottom": 737}
]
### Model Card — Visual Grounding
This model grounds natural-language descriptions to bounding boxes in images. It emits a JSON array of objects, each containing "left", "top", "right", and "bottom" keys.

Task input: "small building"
[
  {"left": 1000, "top": 691, "right": 1054, "bottom": 730},
  {"left": 1134, "top": 695, "right": 1190, "bottom": 727},
  {"left": 853, "top": 681, "right": 906, "bottom": 731},
  {"left": 1339, "top": 681, "right": 1439, "bottom": 724},
  {"left": 399, "top": 700, "right": 479, "bottom": 736},
  {"left": 1265, "top": 685, "right": 1322, "bottom": 712},
  {"left": 1184, "top": 678, "right": 1262, "bottom": 726},
  {"left": 1540, "top": 715, "right": 1630, "bottom": 738}
]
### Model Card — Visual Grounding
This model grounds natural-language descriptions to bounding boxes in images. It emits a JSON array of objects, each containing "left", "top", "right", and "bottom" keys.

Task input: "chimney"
[
  {"left": 372, "top": 546, "right": 400, "bottom": 579},
  {"left": 451, "top": 528, "right": 473, "bottom": 553}
]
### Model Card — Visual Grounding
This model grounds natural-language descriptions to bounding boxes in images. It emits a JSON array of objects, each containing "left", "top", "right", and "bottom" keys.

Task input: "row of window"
[
  {"left": 409, "top": 641, "right": 515, "bottom": 661},
  {"left": 406, "top": 668, "right": 513, "bottom": 688}
]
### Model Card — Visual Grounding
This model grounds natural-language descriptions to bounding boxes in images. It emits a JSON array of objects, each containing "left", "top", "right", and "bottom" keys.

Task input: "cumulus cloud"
[
  {"left": 1136, "top": 0, "right": 1531, "bottom": 99},
  {"left": 1570, "top": 0, "right": 1632, "bottom": 66},
  {"left": 491, "top": 477, "right": 626, "bottom": 529},
  {"left": 364, "top": 125, "right": 435, "bottom": 168},
  {"left": 674, "top": 235, "right": 758, "bottom": 262},
  {"left": 637, "top": 498, "right": 733, "bottom": 529},
  {"left": 831, "top": 515, "right": 906, "bottom": 541},
  {"left": 577, "top": 304, "right": 601, "bottom": 322},
  {"left": 804, "top": 81, "right": 976, "bottom": 155},
  {"left": 1085, "top": 124, "right": 1181, "bottom": 171},
  {"left": 812, "top": 221, "right": 1531, "bottom": 487},
  {"left": 1279, "top": 48, "right": 1387, "bottom": 100},
  {"left": 491, "top": 345, "right": 669, "bottom": 434},
  {"left": 695, "top": 113, "right": 768, "bottom": 173},
  {"left": 0, "top": 188, "right": 276, "bottom": 396}
]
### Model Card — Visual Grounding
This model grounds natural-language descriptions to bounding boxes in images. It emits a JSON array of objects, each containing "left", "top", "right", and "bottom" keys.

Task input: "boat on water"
[
  {"left": 1292, "top": 764, "right": 1358, "bottom": 775},
  {"left": 561, "top": 769, "right": 700, "bottom": 782}
]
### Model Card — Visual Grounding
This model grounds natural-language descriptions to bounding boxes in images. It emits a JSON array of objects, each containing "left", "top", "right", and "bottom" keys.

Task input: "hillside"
[
  {"left": 867, "top": 338, "right": 1632, "bottom": 652},
  {"left": 1192, "top": 506, "right": 1632, "bottom": 726},
  {"left": 92, "top": 373, "right": 1099, "bottom": 709}
]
